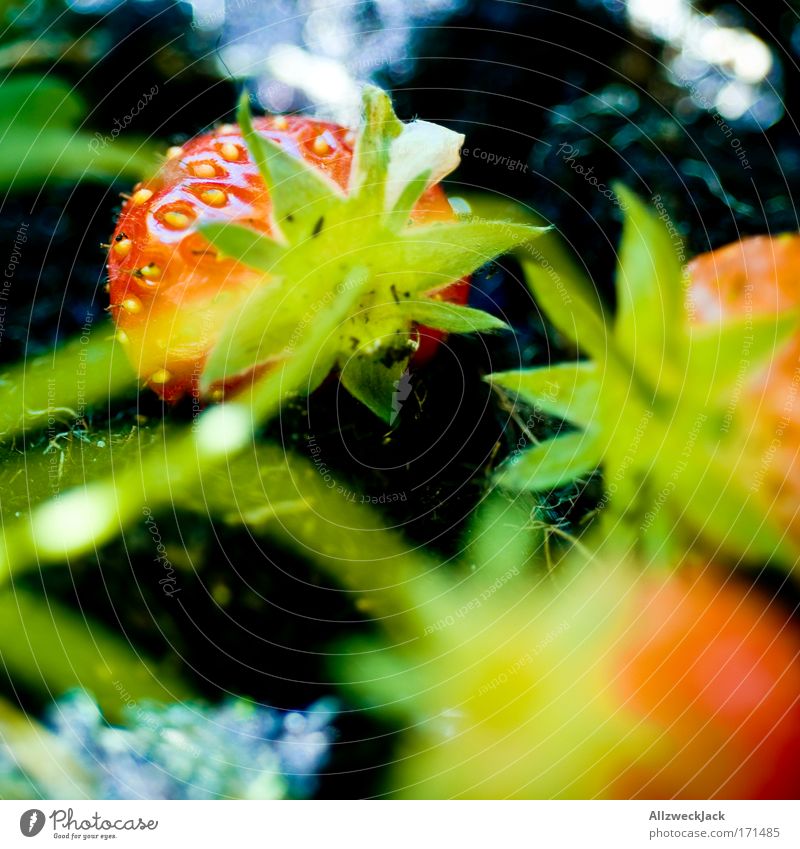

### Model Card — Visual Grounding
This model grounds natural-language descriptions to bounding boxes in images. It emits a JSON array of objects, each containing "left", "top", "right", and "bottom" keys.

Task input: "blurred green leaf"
[
  {"left": 689, "top": 309, "right": 800, "bottom": 401},
  {"left": 497, "top": 430, "right": 602, "bottom": 491},
  {"left": 613, "top": 184, "right": 686, "bottom": 388},
  {"left": 388, "top": 299, "right": 510, "bottom": 334},
  {"left": 0, "top": 334, "right": 135, "bottom": 442},
  {"left": 488, "top": 361, "right": 600, "bottom": 428},
  {"left": 0, "top": 590, "right": 190, "bottom": 720},
  {"left": 0, "top": 75, "right": 86, "bottom": 131},
  {"left": 520, "top": 255, "right": 610, "bottom": 365},
  {"left": 0, "top": 74, "right": 157, "bottom": 189}
]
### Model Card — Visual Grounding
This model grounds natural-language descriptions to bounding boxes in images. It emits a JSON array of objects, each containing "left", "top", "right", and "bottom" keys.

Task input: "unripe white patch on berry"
[
  {"left": 32, "top": 486, "right": 119, "bottom": 558},
  {"left": 195, "top": 403, "right": 251, "bottom": 458}
]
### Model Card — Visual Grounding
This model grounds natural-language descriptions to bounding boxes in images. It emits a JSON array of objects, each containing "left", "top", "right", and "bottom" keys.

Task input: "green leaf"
[
  {"left": 348, "top": 85, "right": 404, "bottom": 212},
  {"left": 0, "top": 334, "right": 135, "bottom": 442},
  {"left": 0, "top": 75, "right": 86, "bottom": 132},
  {"left": 0, "top": 589, "right": 190, "bottom": 720},
  {"left": 496, "top": 431, "right": 603, "bottom": 491},
  {"left": 613, "top": 185, "right": 686, "bottom": 386},
  {"left": 0, "top": 75, "right": 156, "bottom": 191},
  {"left": 453, "top": 192, "right": 601, "bottom": 313},
  {"left": 488, "top": 361, "right": 600, "bottom": 428},
  {"left": 392, "top": 220, "right": 545, "bottom": 293},
  {"left": 688, "top": 309, "right": 800, "bottom": 402},
  {"left": 340, "top": 351, "right": 412, "bottom": 424},
  {"left": 237, "top": 93, "right": 344, "bottom": 244},
  {"left": 197, "top": 222, "right": 285, "bottom": 272},
  {"left": 384, "top": 299, "right": 510, "bottom": 334},
  {"left": 520, "top": 256, "right": 611, "bottom": 366}
]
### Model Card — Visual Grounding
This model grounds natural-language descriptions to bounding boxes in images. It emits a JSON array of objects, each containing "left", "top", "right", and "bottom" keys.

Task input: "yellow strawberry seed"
[
  {"left": 312, "top": 134, "right": 331, "bottom": 155},
  {"left": 113, "top": 238, "right": 132, "bottom": 257},
  {"left": 191, "top": 162, "right": 217, "bottom": 178},
  {"left": 163, "top": 210, "right": 192, "bottom": 230},
  {"left": 200, "top": 189, "right": 227, "bottom": 207},
  {"left": 148, "top": 369, "right": 172, "bottom": 385},
  {"left": 121, "top": 296, "right": 143, "bottom": 314},
  {"left": 220, "top": 143, "right": 240, "bottom": 162},
  {"left": 138, "top": 263, "right": 161, "bottom": 280}
]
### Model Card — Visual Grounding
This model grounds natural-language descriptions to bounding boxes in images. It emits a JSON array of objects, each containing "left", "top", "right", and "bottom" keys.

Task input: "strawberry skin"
[
  {"left": 688, "top": 234, "right": 800, "bottom": 540},
  {"left": 108, "top": 116, "right": 467, "bottom": 402},
  {"left": 614, "top": 567, "right": 800, "bottom": 799}
]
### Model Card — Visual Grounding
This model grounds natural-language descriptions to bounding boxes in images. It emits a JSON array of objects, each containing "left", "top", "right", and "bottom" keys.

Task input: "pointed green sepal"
[
  {"left": 394, "top": 220, "right": 545, "bottom": 294},
  {"left": 200, "top": 279, "right": 294, "bottom": 391},
  {"left": 387, "top": 300, "right": 510, "bottom": 334},
  {"left": 496, "top": 430, "right": 603, "bottom": 492},
  {"left": 385, "top": 169, "right": 431, "bottom": 231},
  {"left": 348, "top": 85, "right": 404, "bottom": 214},
  {"left": 520, "top": 256, "right": 610, "bottom": 365},
  {"left": 613, "top": 184, "right": 687, "bottom": 386},
  {"left": 488, "top": 361, "right": 600, "bottom": 429},
  {"left": 196, "top": 222, "right": 285, "bottom": 272},
  {"left": 237, "top": 93, "right": 345, "bottom": 244},
  {"left": 339, "top": 351, "right": 412, "bottom": 425}
]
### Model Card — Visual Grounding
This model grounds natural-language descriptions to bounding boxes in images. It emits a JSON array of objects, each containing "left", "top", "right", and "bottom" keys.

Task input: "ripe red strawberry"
[
  {"left": 108, "top": 115, "right": 468, "bottom": 402},
  {"left": 375, "top": 557, "right": 800, "bottom": 799},
  {"left": 613, "top": 567, "right": 800, "bottom": 799},
  {"left": 688, "top": 234, "right": 800, "bottom": 540}
]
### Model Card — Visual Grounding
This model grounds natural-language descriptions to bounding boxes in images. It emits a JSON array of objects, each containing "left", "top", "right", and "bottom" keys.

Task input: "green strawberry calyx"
[
  {"left": 198, "top": 86, "right": 545, "bottom": 423},
  {"left": 487, "top": 186, "right": 800, "bottom": 566}
]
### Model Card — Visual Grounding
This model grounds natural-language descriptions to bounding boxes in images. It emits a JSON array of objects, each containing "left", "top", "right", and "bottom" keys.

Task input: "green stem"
[{"left": 0, "top": 334, "right": 135, "bottom": 442}]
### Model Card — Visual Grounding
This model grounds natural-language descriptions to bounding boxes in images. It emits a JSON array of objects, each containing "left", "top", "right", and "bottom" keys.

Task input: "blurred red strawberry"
[
  {"left": 688, "top": 234, "right": 800, "bottom": 540},
  {"left": 614, "top": 566, "right": 800, "bottom": 799}
]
